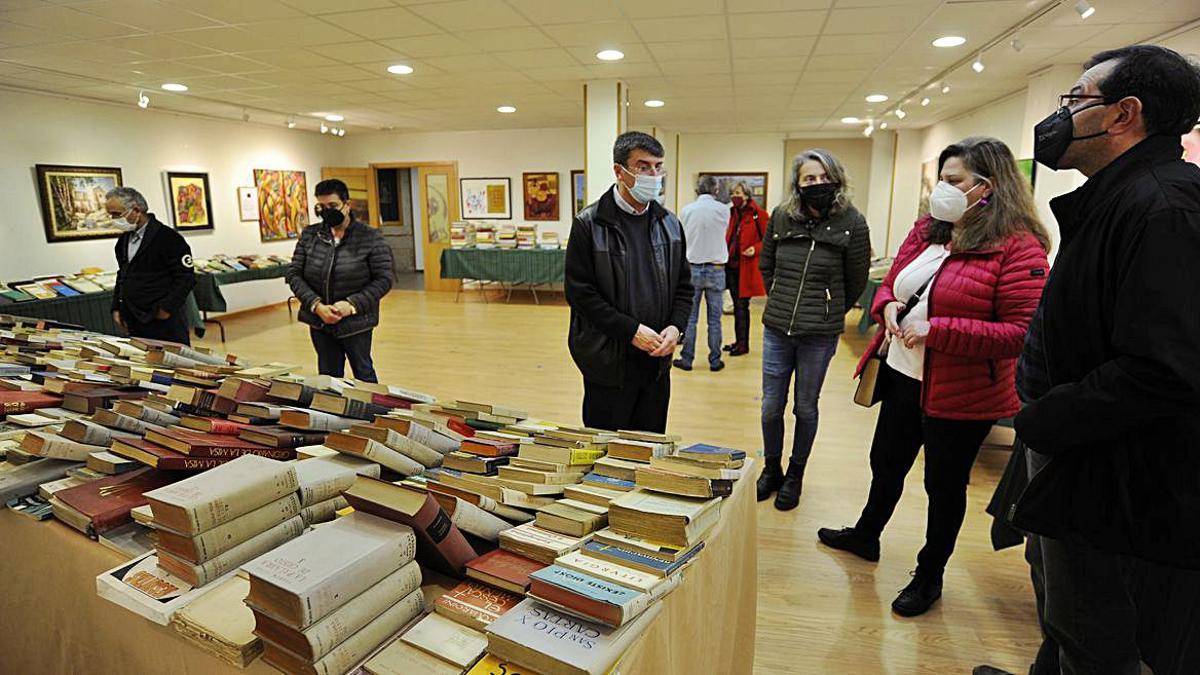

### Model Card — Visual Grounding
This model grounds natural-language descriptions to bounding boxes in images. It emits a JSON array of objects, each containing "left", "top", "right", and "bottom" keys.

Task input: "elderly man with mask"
[{"left": 107, "top": 186, "right": 197, "bottom": 345}]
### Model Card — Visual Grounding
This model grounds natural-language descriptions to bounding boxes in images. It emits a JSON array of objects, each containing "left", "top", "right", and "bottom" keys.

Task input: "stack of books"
[
  {"left": 243, "top": 511, "right": 425, "bottom": 675},
  {"left": 450, "top": 222, "right": 473, "bottom": 249},
  {"left": 538, "top": 231, "right": 560, "bottom": 250},
  {"left": 496, "top": 225, "right": 518, "bottom": 250},
  {"left": 143, "top": 454, "right": 305, "bottom": 587},
  {"left": 474, "top": 226, "right": 497, "bottom": 249},
  {"left": 516, "top": 224, "right": 537, "bottom": 250},
  {"left": 634, "top": 443, "right": 747, "bottom": 499}
]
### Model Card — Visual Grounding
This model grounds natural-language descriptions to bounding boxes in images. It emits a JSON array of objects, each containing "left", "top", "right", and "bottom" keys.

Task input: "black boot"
[
  {"left": 816, "top": 527, "right": 881, "bottom": 562},
  {"left": 774, "top": 463, "right": 804, "bottom": 511},
  {"left": 756, "top": 464, "right": 783, "bottom": 502},
  {"left": 892, "top": 572, "right": 943, "bottom": 617}
]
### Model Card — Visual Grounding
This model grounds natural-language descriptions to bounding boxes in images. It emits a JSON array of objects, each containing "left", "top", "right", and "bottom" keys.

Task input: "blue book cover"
[
  {"left": 582, "top": 473, "right": 635, "bottom": 490},
  {"left": 680, "top": 443, "right": 747, "bottom": 460},
  {"left": 150, "top": 373, "right": 174, "bottom": 386},
  {"left": 581, "top": 540, "right": 704, "bottom": 576},
  {"left": 530, "top": 565, "right": 641, "bottom": 606},
  {"left": 51, "top": 284, "right": 81, "bottom": 297}
]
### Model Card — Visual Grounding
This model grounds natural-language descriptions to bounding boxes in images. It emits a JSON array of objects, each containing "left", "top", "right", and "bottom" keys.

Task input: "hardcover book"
[
  {"left": 433, "top": 580, "right": 523, "bottom": 632},
  {"left": 400, "top": 613, "right": 487, "bottom": 669},
  {"left": 143, "top": 454, "right": 299, "bottom": 535},
  {"left": 465, "top": 548, "right": 547, "bottom": 594},
  {"left": 110, "top": 437, "right": 234, "bottom": 472}
]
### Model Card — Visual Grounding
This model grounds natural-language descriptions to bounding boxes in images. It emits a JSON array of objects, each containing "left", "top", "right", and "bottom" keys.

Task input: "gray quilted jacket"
[{"left": 760, "top": 205, "right": 871, "bottom": 336}]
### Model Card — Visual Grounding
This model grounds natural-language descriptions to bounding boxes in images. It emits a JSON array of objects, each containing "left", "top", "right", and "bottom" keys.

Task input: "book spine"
[
  {"left": 298, "top": 471, "right": 356, "bottom": 507},
  {"left": 74, "top": 422, "right": 114, "bottom": 447},
  {"left": 179, "top": 466, "right": 300, "bottom": 533},
  {"left": 191, "top": 495, "right": 303, "bottom": 562},
  {"left": 28, "top": 435, "right": 101, "bottom": 461},
  {"left": 185, "top": 446, "right": 296, "bottom": 460},
  {"left": 158, "top": 456, "right": 231, "bottom": 471},
  {"left": 383, "top": 434, "right": 443, "bottom": 468},
  {"left": 190, "top": 516, "right": 305, "bottom": 586},
  {"left": 448, "top": 498, "right": 511, "bottom": 542},
  {"left": 139, "top": 408, "right": 180, "bottom": 428},
  {"left": 304, "top": 560, "right": 423, "bottom": 659},
  {"left": 302, "top": 529, "right": 418, "bottom": 625},
  {"left": 207, "top": 420, "right": 245, "bottom": 435},
  {"left": 313, "top": 589, "right": 425, "bottom": 675},
  {"left": 405, "top": 422, "right": 459, "bottom": 455},
  {"left": 300, "top": 497, "right": 347, "bottom": 525},
  {"left": 360, "top": 440, "right": 424, "bottom": 476}
]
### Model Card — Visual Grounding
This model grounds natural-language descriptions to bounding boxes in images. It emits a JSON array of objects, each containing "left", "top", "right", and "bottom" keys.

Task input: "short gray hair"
[
  {"left": 696, "top": 174, "right": 719, "bottom": 196},
  {"left": 105, "top": 186, "right": 148, "bottom": 212}
]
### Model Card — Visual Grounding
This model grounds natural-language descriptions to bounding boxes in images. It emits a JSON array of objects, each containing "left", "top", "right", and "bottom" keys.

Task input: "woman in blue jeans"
[{"left": 757, "top": 149, "right": 871, "bottom": 510}]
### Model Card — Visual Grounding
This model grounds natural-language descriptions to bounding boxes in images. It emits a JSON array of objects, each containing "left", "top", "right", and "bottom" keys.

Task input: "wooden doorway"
[{"left": 368, "top": 161, "right": 460, "bottom": 293}]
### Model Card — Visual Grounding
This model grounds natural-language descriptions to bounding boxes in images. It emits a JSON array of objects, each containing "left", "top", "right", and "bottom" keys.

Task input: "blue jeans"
[
  {"left": 761, "top": 327, "right": 839, "bottom": 474},
  {"left": 680, "top": 264, "right": 725, "bottom": 367},
  {"left": 310, "top": 329, "right": 378, "bottom": 383}
]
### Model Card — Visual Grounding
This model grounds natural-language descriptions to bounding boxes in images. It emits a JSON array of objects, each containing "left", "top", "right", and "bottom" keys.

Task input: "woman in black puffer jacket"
[
  {"left": 757, "top": 149, "right": 871, "bottom": 510},
  {"left": 287, "top": 179, "right": 394, "bottom": 383}
]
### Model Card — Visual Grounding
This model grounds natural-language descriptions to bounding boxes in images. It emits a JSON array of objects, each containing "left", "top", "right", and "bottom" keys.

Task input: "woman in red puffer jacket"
[
  {"left": 723, "top": 182, "right": 769, "bottom": 355},
  {"left": 817, "top": 137, "right": 1050, "bottom": 618}
]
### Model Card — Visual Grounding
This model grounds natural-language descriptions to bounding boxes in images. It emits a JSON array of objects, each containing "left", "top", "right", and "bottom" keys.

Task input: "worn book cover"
[
  {"left": 497, "top": 522, "right": 586, "bottom": 566},
  {"left": 400, "top": 612, "right": 487, "bottom": 669},
  {"left": 143, "top": 454, "right": 299, "bottom": 534},
  {"left": 155, "top": 493, "right": 303, "bottom": 563},
  {"left": 170, "top": 575, "right": 262, "bottom": 668},
  {"left": 157, "top": 516, "right": 305, "bottom": 587},
  {"left": 54, "top": 466, "right": 178, "bottom": 535},
  {"left": 325, "top": 432, "right": 423, "bottom": 476},
  {"left": 363, "top": 638, "right": 462, "bottom": 675},
  {"left": 110, "top": 437, "right": 233, "bottom": 472},
  {"left": 294, "top": 453, "right": 381, "bottom": 506},
  {"left": 433, "top": 580, "right": 523, "bottom": 632},
  {"left": 239, "top": 426, "right": 327, "bottom": 449},
  {"left": 579, "top": 540, "right": 703, "bottom": 578},
  {"left": 96, "top": 551, "right": 233, "bottom": 626},
  {"left": 466, "top": 548, "right": 547, "bottom": 594},
  {"left": 0, "top": 390, "right": 63, "bottom": 416},
  {"left": 526, "top": 565, "right": 652, "bottom": 627},
  {"left": 145, "top": 427, "right": 294, "bottom": 460}
]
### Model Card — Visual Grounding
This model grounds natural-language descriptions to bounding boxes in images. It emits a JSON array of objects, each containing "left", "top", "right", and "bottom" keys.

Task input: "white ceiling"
[{"left": 0, "top": 0, "right": 1196, "bottom": 135}]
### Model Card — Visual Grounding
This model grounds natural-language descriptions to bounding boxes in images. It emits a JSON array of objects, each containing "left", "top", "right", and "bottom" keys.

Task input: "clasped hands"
[
  {"left": 882, "top": 301, "right": 930, "bottom": 349},
  {"left": 315, "top": 301, "right": 355, "bottom": 325},
  {"left": 632, "top": 324, "right": 681, "bottom": 358}
]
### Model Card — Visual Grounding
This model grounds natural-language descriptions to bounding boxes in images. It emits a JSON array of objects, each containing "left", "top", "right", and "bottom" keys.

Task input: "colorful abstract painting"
[
  {"left": 166, "top": 172, "right": 213, "bottom": 231},
  {"left": 523, "top": 172, "right": 560, "bottom": 221},
  {"left": 253, "top": 169, "right": 308, "bottom": 242}
]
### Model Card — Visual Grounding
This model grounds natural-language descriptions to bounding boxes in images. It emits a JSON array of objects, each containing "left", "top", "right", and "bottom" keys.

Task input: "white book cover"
[
  {"left": 144, "top": 454, "right": 299, "bottom": 533},
  {"left": 293, "top": 455, "right": 380, "bottom": 507},
  {"left": 307, "top": 588, "right": 425, "bottom": 675},
  {"left": 95, "top": 551, "right": 234, "bottom": 626},
  {"left": 400, "top": 613, "right": 487, "bottom": 668},
  {"left": 294, "top": 560, "right": 422, "bottom": 660}
]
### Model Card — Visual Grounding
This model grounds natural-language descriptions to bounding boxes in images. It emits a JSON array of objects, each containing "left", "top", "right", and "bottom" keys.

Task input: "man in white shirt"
[{"left": 675, "top": 175, "right": 730, "bottom": 372}]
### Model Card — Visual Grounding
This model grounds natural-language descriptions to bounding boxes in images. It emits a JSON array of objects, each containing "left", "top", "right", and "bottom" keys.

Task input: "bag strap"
[{"left": 896, "top": 265, "right": 940, "bottom": 323}]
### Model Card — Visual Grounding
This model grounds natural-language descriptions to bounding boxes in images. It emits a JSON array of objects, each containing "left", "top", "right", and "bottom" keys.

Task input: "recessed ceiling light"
[
  {"left": 497, "top": 105, "right": 517, "bottom": 114},
  {"left": 286, "top": 118, "right": 296, "bottom": 129},
  {"left": 160, "top": 83, "right": 188, "bottom": 92},
  {"left": 137, "top": 91, "right": 149, "bottom": 109},
  {"left": 933, "top": 36, "right": 967, "bottom": 48},
  {"left": 972, "top": 57, "right": 985, "bottom": 73},
  {"left": 387, "top": 64, "right": 414, "bottom": 75},
  {"left": 942, "top": 85, "right": 951, "bottom": 94},
  {"left": 644, "top": 99, "right": 665, "bottom": 108},
  {"left": 894, "top": 108, "right": 907, "bottom": 119},
  {"left": 325, "top": 114, "right": 344, "bottom": 122},
  {"left": 880, "top": 122, "right": 888, "bottom": 129},
  {"left": 863, "top": 124, "right": 875, "bottom": 137},
  {"left": 320, "top": 123, "right": 328, "bottom": 134},
  {"left": 596, "top": 49, "right": 624, "bottom": 61},
  {"left": 920, "top": 97, "right": 931, "bottom": 107},
  {"left": 840, "top": 117, "right": 861, "bottom": 124},
  {"left": 865, "top": 94, "right": 889, "bottom": 103},
  {"left": 1074, "top": 0, "right": 1095, "bottom": 19}
]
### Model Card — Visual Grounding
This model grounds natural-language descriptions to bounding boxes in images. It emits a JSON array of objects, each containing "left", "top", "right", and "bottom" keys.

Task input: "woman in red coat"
[
  {"left": 723, "top": 182, "right": 768, "bottom": 356},
  {"left": 817, "top": 137, "right": 1051, "bottom": 617}
]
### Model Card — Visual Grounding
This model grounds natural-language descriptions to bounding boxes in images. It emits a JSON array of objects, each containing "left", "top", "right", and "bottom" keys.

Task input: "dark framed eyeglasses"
[{"left": 1058, "top": 93, "right": 1109, "bottom": 109}]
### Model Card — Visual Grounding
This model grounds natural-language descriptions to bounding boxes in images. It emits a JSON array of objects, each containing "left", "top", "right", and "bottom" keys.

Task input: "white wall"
[
  {"left": 338, "top": 128, "right": 584, "bottom": 238},
  {"left": 1, "top": 88, "right": 334, "bottom": 312},
  {"left": 919, "top": 91, "right": 1028, "bottom": 163},
  {"left": 675, "top": 132, "right": 787, "bottom": 213}
]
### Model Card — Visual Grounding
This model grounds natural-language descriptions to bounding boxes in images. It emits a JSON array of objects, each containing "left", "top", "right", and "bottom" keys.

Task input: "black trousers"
[
  {"left": 125, "top": 308, "right": 190, "bottom": 346},
  {"left": 854, "top": 364, "right": 994, "bottom": 577},
  {"left": 310, "top": 329, "right": 378, "bottom": 383},
  {"left": 726, "top": 266, "right": 751, "bottom": 346},
  {"left": 582, "top": 362, "right": 671, "bottom": 433}
]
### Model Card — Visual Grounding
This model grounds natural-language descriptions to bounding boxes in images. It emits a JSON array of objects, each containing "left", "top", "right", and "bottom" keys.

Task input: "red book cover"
[
  {"left": 110, "top": 437, "right": 236, "bottom": 471},
  {"left": 237, "top": 426, "right": 326, "bottom": 449},
  {"left": 0, "top": 390, "right": 63, "bottom": 417},
  {"left": 460, "top": 438, "right": 518, "bottom": 458},
  {"left": 434, "top": 580, "right": 523, "bottom": 627},
  {"left": 63, "top": 387, "right": 148, "bottom": 414},
  {"left": 466, "top": 549, "right": 547, "bottom": 592},
  {"left": 370, "top": 393, "right": 414, "bottom": 409},
  {"left": 144, "top": 427, "right": 296, "bottom": 460},
  {"left": 54, "top": 467, "right": 179, "bottom": 534},
  {"left": 181, "top": 416, "right": 250, "bottom": 435}
]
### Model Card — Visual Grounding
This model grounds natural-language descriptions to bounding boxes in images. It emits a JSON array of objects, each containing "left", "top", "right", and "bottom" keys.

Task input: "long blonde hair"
[
  {"left": 784, "top": 149, "right": 853, "bottom": 220},
  {"left": 930, "top": 137, "right": 1050, "bottom": 252}
]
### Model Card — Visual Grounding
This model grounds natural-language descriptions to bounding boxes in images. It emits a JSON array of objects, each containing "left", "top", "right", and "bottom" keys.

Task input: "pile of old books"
[
  {"left": 496, "top": 225, "right": 518, "bottom": 250},
  {"left": 517, "top": 224, "right": 538, "bottom": 250}
]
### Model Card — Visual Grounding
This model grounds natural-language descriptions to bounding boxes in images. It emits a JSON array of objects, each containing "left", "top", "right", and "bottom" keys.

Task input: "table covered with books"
[
  {"left": 0, "top": 316, "right": 757, "bottom": 675},
  {"left": 440, "top": 248, "right": 567, "bottom": 286}
]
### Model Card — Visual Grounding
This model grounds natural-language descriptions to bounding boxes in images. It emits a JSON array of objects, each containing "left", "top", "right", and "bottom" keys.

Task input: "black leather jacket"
[
  {"left": 564, "top": 188, "right": 692, "bottom": 387},
  {"left": 287, "top": 221, "right": 394, "bottom": 338}
]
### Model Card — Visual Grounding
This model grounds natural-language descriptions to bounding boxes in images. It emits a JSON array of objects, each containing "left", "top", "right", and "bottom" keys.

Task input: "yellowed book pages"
[
  {"left": 294, "top": 455, "right": 381, "bottom": 507},
  {"left": 442, "top": 496, "right": 512, "bottom": 543},
  {"left": 21, "top": 431, "right": 106, "bottom": 461},
  {"left": 308, "top": 588, "right": 425, "bottom": 675},
  {"left": 328, "top": 433, "right": 423, "bottom": 476},
  {"left": 170, "top": 575, "right": 262, "bottom": 668},
  {"left": 401, "top": 612, "right": 487, "bottom": 669},
  {"left": 350, "top": 425, "right": 443, "bottom": 468},
  {"left": 162, "top": 494, "right": 303, "bottom": 563},
  {"left": 144, "top": 454, "right": 299, "bottom": 534},
  {"left": 364, "top": 638, "right": 461, "bottom": 675}
]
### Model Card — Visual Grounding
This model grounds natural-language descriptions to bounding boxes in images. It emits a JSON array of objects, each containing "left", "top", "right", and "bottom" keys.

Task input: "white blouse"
[{"left": 885, "top": 244, "right": 949, "bottom": 381}]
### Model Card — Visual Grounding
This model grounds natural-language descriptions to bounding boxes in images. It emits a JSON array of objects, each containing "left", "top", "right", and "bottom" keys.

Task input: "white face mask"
[
  {"left": 929, "top": 180, "right": 985, "bottom": 223},
  {"left": 620, "top": 165, "right": 664, "bottom": 204},
  {"left": 110, "top": 209, "right": 139, "bottom": 232}
]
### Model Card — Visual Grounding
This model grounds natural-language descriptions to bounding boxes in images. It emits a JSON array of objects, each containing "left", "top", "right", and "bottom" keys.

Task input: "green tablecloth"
[
  {"left": 193, "top": 265, "right": 289, "bottom": 313},
  {"left": 858, "top": 278, "right": 882, "bottom": 334},
  {"left": 440, "top": 248, "right": 566, "bottom": 285},
  {"left": 0, "top": 291, "right": 202, "bottom": 336}
]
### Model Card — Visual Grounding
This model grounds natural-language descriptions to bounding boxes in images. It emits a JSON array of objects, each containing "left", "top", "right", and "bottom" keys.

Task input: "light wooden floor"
[{"left": 199, "top": 289, "right": 1041, "bottom": 675}]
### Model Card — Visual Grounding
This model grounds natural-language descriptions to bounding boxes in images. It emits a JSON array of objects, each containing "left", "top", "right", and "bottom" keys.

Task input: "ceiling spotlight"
[
  {"left": 932, "top": 36, "right": 966, "bottom": 48},
  {"left": 644, "top": 99, "right": 665, "bottom": 108},
  {"left": 160, "top": 82, "right": 188, "bottom": 92},
  {"left": 894, "top": 108, "right": 907, "bottom": 119},
  {"left": 972, "top": 57, "right": 985, "bottom": 73},
  {"left": 596, "top": 49, "right": 624, "bottom": 61},
  {"left": 865, "top": 94, "right": 889, "bottom": 103},
  {"left": 921, "top": 97, "right": 931, "bottom": 107},
  {"left": 1010, "top": 38, "right": 1025, "bottom": 52},
  {"left": 863, "top": 123, "right": 875, "bottom": 137},
  {"left": 136, "top": 91, "right": 149, "bottom": 109},
  {"left": 840, "top": 116, "right": 861, "bottom": 124},
  {"left": 880, "top": 122, "right": 889, "bottom": 129},
  {"left": 1074, "top": 0, "right": 1095, "bottom": 19},
  {"left": 387, "top": 64, "right": 414, "bottom": 75},
  {"left": 286, "top": 118, "right": 296, "bottom": 129},
  {"left": 325, "top": 114, "right": 344, "bottom": 122},
  {"left": 942, "top": 84, "right": 951, "bottom": 94},
  {"left": 320, "top": 123, "right": 328, "bottom": 134},
  {"left": 497, "top": 105, "right": 517, "bottom": 114}
]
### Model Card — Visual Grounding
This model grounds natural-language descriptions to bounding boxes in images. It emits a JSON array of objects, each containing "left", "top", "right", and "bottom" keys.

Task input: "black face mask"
[
  {"left": 320, "top": 206, "right": 346, "bottom": 228},
  {"left": 800, "top": 182, "right": 839, "bottom": 216},
  {"left": 1033, "top": 101, "right": 1110, "bottom": 170}
]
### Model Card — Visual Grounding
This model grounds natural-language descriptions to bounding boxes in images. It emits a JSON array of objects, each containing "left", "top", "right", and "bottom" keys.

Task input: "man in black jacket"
[
  {"left": 287, "top": 179, "right": 393, "bottom": 383},
  {"left": 1009, "top": 45, "right": 1200, "bottom": 674},
  {"left": 565, "top": 132, "right": 693, "bottom": 433},
  {"left": 107, "top": 187, "right": 196, "bottom": 345}
]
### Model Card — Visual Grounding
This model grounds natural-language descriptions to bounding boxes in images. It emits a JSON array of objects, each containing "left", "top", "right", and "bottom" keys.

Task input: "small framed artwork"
[
  {"left": 698, "top": 172, "right": 768, "bottom": 207},
  {"left": 253, "top": 169, "right": 308, "bottom": 242},
  {"left": 165, "top": 171, "right": 214, "bottom": 231},
  {"left": 571, "top": 170, "right": 586, "bottom": 216},
  {"left": 460, "top": 177, "right": 511, "bottom": 220},
  {"left": 35, "top": 164, "right": 125, "bottom": 243},
  {"left": 523, "top": 171, "right": 560, "bottom": 221},
  {"left": 237, "top": 186, "right": 259, "bottom": 221}
]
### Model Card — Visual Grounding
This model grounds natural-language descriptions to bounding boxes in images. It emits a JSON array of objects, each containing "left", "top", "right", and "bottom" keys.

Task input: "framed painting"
[
  {"left": 571, "top": 170, "right": 586, "bottom": 216},
  {"left": 698, "top": 172, "right": 767, "bottom": 207},
  {"left": 460, "top": 177, "right": 511, "bottom": 220},
  {"left": 237, "top": 186, "right": 259, "bottom": 221},
  {"left": 1016, "top": 159, "right": 1037, "bottom": 191},
  {"left": 165, "top": 171, "right": 213, "bottom": 231},
  {"left": 253, "top": 169, "right": 308, "bottom": 242},
  {"left": 523, "top": 172, "right": 560, "bottom": 221},
  {"left": 425, "top": 173, "right": 451, "bottom": 244},
  {"left": 917, "top": 159, "right": 939, "bottom": 219},
  {"left": 35, "top": 164, "right": 124, "bottom": 242}
]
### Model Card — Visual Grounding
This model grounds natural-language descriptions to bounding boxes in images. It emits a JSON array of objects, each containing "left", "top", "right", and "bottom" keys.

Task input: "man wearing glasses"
[
  {"left": 287, "top": 179, "right": 393, "bottom": 383},
  {"left": 565, "top": 131, "right": 693, "bottom": 432}
]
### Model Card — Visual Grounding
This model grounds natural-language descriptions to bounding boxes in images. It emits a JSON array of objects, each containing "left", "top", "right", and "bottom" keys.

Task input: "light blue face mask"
[{"left": 620, "top": 165, "right": 663, "bottom": 204}]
